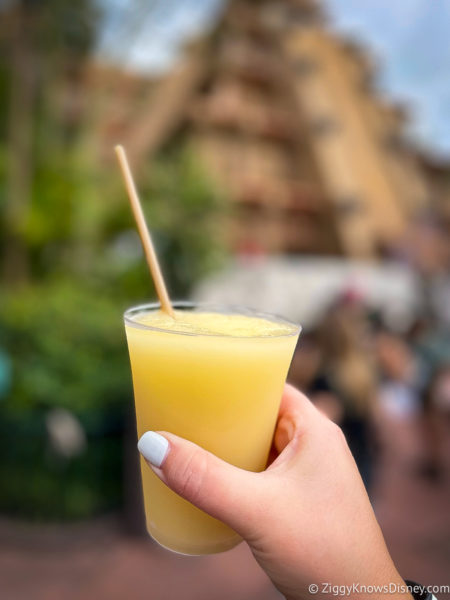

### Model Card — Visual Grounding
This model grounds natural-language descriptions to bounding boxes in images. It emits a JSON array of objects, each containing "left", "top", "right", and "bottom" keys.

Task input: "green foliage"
[
  {"left": 0, "top": 1, "right": 228, "bottom": 520},
  {"left": 0, "top": 281, "right": 130, "bottom": 420},
  {"left": 21, "top": 143, "right": 227, "bottom": 297},
  {"left": 0, "top": 281, "right": 130, "bottom": 519},
  {"left": 0, "top": 143, "right": 227, "bottom": 519},
  {"left": 134, "top": 147, "right": 228, "bottom": 296},
  {"left": 0, "top": 429, "right": 122, "bottom": 520},
  {"left": 0, "top": 123, "right": 227, "bottom": 521},
  {"left": 18, "top": 0, "right": 101, "bottom": 64}
]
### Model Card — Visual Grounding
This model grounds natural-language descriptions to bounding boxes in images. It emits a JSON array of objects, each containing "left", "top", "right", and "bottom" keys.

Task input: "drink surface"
[
  {"left": 125, "top": 307, "right": 299, "bottom": 554},
  {"left": 131, "top": 309, "right": 297, "bottom": 337}
]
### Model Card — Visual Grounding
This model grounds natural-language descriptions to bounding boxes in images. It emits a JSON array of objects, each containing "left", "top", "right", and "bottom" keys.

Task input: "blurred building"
[
  {"left": 284, "top": 20, "right": 429, "bottom": 257},
  {"left": 419, "top": 154, "right": 450, "bottom": 226},
  {"left": 99, "top": 0, "right": 431, "bottom": 258}
]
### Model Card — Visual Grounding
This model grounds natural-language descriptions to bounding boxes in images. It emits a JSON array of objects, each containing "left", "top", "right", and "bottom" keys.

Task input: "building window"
[
  {"left": 310, "top": 115, "right": 340, "bottom": 136},
  {"left": 294, "top": 56, "right": 319, "bottom": 76},
  {"left": 287, "top": 5, "right": 321, "bottom": 26},
  {"left": 384, "top": 132, "right": 405, "bottom": 152},
  {"left": 337, "top": 196, "right": 365, "bottom": 217}
]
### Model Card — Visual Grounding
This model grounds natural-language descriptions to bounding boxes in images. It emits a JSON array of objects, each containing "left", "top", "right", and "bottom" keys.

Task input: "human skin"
[{"left": 139, "top": 385, "right": 412, "bottom": 600}]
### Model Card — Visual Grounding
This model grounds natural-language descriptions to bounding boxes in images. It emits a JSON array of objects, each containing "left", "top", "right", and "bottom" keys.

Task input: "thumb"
[{"left": 138, "top": 431, "right": 264, "bottom": 538}]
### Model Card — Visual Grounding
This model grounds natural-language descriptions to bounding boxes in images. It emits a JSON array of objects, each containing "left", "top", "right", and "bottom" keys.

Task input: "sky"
[
  {"left": 324, "top": 0, "right": 450, "bottom": 160},
  {"left": 97, "top": 0, "right": 450, "bottom": 160}
]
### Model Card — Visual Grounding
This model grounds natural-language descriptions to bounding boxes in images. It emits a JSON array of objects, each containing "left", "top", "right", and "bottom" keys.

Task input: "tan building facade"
[
  {"left": 285, "top": 25, "right": 429, "bottom": 256},
  {"left": 102, "top": 0, "right": 431, "bottom": 259}
]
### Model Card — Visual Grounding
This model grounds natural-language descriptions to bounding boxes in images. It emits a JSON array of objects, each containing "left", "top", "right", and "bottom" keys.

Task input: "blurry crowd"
[
  {"left": 288, "top": 209, "right": 450, "bottom": 494},
  {"left": 288, "top": 285, "right": 450, "bottom": 494}
]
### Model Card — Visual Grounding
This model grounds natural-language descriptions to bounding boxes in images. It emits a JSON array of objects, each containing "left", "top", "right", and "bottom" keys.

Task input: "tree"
[{"left": 0, "top": 0, "right": 100, "bottom": 283}]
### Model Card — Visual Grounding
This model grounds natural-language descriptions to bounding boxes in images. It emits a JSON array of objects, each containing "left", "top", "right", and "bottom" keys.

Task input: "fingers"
[
  {"left": 273, "top": 384, "right": 319, "bottom": 455},
  {"left": 138, "top": 431, "right": 263, "bottom": 538},
  {"left": 137, "top": 386, "right": 320, "bottom": 535},
  {"left": 279, "top": 384, "right": 318, "bottom": 420}
]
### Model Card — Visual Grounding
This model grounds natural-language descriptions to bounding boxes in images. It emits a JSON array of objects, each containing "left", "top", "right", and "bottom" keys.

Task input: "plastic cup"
[{"left": 124, "top": 302, "right": 300, "bottom": 555}]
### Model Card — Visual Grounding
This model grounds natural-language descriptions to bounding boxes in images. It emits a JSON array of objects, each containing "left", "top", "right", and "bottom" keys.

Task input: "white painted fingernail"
[{"left": 138, "top": 432, "right": 169, "bottom": 468}]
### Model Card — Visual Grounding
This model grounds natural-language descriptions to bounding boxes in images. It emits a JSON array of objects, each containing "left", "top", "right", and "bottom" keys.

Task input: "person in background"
[
  {"left": 288, "top": 331, "right": 321, "bottom": 392},
  {"left": 372, "top": 325, "right": 423, "bottom": 474},
  {"left": 404, "top": 315, "right": 450, "bottom": 481},
  {"left": 375, "top": 328, "right": 420, "bottom": 421},
  {"left": 419, "top": 364, "right": 450, "bottom": 482},
  {"left": 293, "top": 292, "right": 378, "bottom": 492}
]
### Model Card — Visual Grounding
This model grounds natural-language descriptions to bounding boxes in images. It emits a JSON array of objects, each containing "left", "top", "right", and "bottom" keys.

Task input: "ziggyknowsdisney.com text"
[{"left": 307, "top": 582, "right": 449, "bottom": 596}]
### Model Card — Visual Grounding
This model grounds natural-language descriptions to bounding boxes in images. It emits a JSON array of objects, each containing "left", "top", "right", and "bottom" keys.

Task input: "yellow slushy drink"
[{"left": 124, "top": 302, "right": 300, "bottom": 555}]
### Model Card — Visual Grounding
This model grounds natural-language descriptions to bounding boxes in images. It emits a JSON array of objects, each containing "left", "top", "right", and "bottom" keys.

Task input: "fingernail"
[{"left": 138, "top": 432, "right": 169, "bottom": 468}]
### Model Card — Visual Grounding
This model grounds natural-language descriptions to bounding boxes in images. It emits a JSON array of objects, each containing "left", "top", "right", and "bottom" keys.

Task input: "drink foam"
[{"left": 131, "top": 310, "right": 297, "bottom": 337}]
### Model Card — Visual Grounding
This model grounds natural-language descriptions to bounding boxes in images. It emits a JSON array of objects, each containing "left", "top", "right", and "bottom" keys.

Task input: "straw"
[{"left": 114, "top": 145, "right": 175, "bottom": 319}]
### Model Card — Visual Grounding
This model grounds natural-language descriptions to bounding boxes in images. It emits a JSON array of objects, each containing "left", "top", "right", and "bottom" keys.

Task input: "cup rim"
[{"left": 123, "top": 301, "right": 301, "bottom": 339}]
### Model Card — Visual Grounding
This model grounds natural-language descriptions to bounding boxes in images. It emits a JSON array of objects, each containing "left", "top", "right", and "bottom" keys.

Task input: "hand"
[{"left": 138, "top": 385, "right": 411, "bottom": 600}]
